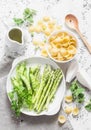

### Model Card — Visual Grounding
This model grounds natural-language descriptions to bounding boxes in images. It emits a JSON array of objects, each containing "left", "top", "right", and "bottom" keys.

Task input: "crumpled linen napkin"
[{"left": 66, "top": 59, "right": 91, "bottom": 90}]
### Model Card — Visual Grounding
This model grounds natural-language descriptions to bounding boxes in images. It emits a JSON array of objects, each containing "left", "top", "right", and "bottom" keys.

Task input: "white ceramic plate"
[{"left": 6, "top": 56, "right": 66, "bottom": 116}]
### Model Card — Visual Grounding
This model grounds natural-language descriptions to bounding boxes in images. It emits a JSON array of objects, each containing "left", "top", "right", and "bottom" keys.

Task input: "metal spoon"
[{"left": 65, "top": 14, "right": 91, "bottom": 54}]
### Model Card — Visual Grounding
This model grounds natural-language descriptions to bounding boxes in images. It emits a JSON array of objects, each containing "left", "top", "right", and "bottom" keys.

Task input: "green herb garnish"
[
  {"left": 85, "top": 99, "right": 91, "bottom": 111},
  {"left": 44, "top": 39, "right": 46, "bottom": 43},
  {"left": 13, "top": 8, "right": 36, "bottom": 26},
  {"left": 31, "top": 32, "right": 34, "bottom": 37},
  {"left": 23, "top": 8, "right": 36, "bottom": 20},
  {"left": 13, "top": 18, "right": 24, "bottom": 26},
  {"left": 70, "top": 80, "right": 85, "bottom": 103}
]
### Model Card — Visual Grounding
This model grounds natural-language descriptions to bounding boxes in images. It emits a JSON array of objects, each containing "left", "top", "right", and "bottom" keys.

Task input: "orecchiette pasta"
[
  {"left": 43, "top": 16, "right": 50, "bottom": 22},
  {"left": 41, "top": 49, "right": 48, "bottom": 57},
  {"left": 72, "top": 107, "right": 79, "bottom": 116},
  {"left": 55, "top": 25, "right": 62, "bottom": 30},
  {"left": 34, "top": 26, "right": 42, "bottom": 33},
  {"left": 32, "top": 39, "right": 41, "bottom": 45},
  {"left": 58, "top": 115, "right": 66, "bottom": 124},
  {"left": 64, "top": 95, "right": 73, "bottom": 103},
  {"left": 48, "top": 32, "right": 77, "bottom": 61},
  {"left": 64, "top": 106, "right": 72, "bottom": 114},
  {"left": 44, "top": 28, "right": 51, "bottom": 36}
]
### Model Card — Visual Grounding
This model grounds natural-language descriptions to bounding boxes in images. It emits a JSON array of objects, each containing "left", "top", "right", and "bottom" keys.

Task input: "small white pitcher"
[{"left": 4, "top": 24, "right": 26, "bottom": 58}]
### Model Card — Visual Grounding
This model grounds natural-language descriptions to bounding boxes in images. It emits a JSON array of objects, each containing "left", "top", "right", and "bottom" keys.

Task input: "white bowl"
[
  {"left": 6, "top": 56, "right": 66, "bottom": 116},
  {"left": 46, "top": 30, "right": 78, "bottom": 63}
]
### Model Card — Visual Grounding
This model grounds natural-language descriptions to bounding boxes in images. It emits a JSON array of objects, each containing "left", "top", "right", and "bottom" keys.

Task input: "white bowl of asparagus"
[{"left": 6, "top": 56, "right": 66, "bottom": 116}]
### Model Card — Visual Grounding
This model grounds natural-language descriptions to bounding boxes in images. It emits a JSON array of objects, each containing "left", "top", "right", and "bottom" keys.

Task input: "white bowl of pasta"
[{"left": 46, "top": 31, "right": 78, "bottom": 63}]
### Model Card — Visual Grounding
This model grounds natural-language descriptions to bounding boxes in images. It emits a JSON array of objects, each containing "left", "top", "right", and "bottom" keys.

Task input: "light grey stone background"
[{"left": 0, "top": 0, "right": 91, "bottom": 130}]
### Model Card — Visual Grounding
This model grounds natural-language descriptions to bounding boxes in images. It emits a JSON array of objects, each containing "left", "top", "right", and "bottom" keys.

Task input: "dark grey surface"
[{"left": 0, "top": 55, "right": 13, "bottom": 78}]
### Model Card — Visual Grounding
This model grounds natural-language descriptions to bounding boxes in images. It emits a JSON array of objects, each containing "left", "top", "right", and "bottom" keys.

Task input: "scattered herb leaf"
[
  {"left": 85, "top": 99, "right": 91, "bottom": 111},
  {"left": 23, "top": 8, "right": 36, "bottom": 20},
  {"left": 13, "top": 18, "right": 24, "bottom": 25},
  {"left": 34, "top": 46, "right": 40, "bottom": 52},
  {"left": 31, "top": 32, "right": 34, "bottom": 37},
  {"left": 44, "top": 39, "right": 46, "bottom": 43},
  {"left": 13, "top": 8, "right": 36, "bottom": 26},
  {"left": 70, "top": 80, "right": 85, "bottom": 103}
]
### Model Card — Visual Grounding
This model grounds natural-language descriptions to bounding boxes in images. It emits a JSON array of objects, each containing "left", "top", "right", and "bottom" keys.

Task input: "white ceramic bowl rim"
[{"left": 46, "top": 30, "right": 78, "bottom": 63}]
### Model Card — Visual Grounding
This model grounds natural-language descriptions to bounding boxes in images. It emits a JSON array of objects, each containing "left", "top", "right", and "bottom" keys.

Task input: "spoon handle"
[{"left": 76, "top": 28, "right": 91, "bottom": 54}]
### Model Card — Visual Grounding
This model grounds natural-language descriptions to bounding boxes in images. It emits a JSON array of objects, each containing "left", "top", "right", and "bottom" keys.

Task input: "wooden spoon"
[{"left": 65, "top": 14, "right": 91, "bottom": 54}]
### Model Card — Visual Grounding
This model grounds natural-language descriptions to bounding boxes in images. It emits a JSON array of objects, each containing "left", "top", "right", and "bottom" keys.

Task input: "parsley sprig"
[
  {"left": 85, "top": 99, "right": 91, "bottom": 111},
  {"left": 13, "top": 8, "right": 36, "bottom": 26},
  {"left": 70, "top": 80, "right": 85, "bottom": 103}
]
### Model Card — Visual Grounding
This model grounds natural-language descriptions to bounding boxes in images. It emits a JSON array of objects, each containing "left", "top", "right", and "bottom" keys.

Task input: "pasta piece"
[
  {"left": 48, "top": 44, "right": 53, "bottom": 51},
  {"left": 63, "top": 51, "right": 73, "bottom": 60},
  {"left": 71, "top": 37, "right": 76, "bottom": 41},
  {"left": 63, "top": 32, "right": 68, "bottom": 37},
  {"left": 72, "top": 107, "right": 79, "bottom": 116},
  {"left": 70, "top": 42, "right": 76, "bottom": 47},
  {"left": 49, "top": 36, "right": 57, "bottom": 42},
  {"left": 34, "top": 26, "right": 42, "bottom": 33},
  {"left": 57, "top": 32, "right": 65, "bottom": 38},
  {"left": 70, "top": 40, "right": 76, "bottom": 46},
  {"left": 53, "top": 37, "right": 62, "bottom": 44},
  {"left": 70, "top": 37, "right": 76, "bottom": 43},
  {"left": 43, "top": 16, "right": 50, "bottom": 22},
  {"left": 48, "top": 23, "right": 55, "bottom": 29},
  {"left": 64, "top": 95, "right": 73, "bottom": 103},
  {"left": 48, "top": 20, "right": 56, "bottom": 26},
  {"left": 48, "top": 27, "right": 55, "bottom": 34},
  {"left": 55, "top": 25, "right": 62, "bottom": 30},
  {"left": 41, "top": 24, "right": 47, "bottom": 31},
  {"left": 52, "top": 56, "right": 58, "bottom": 60},
  {"left": 41, "top": 49, "right": 48, "bottom": 57},
  {"left": 50, "top": 42, "right": 57, "bottom": 49},
  {"left": 60, "top": 47, "right": 67, "bottom": 56},
  {"left": 44, "top": 28, "right": 51, "bottom": 36},
  {"left": 38, "top": 20, "right": 44, "bottom": 26},
  {"left": 29, "top": 26, "right": 35, "bottom": 32},
  {"left": 56, "top": 44, "right": 62, "bottom": 49},
  {"left": 64, "top": 106, "right": 72, "bottom": 114},
  {"left": 50, "top": 48, "right": 58, "bottom": 57},
  {"left": 32, "top": 39, "right": 41, "bottom": 45},
  {"left": 62, "top": 36, "right": 70, "bottom": 43},
  {"left": 68, "top": 45, "right": 77, "bottom": 54},
  {"left": 57, "top": 52, "right": 64, "bottom": 61},
  {"left": 38, "top": 42, "right": 45, "bottom": 49},
  {"left": 66, "top": 54, "right": 73, "bottom": 60},
  {"left": 62, "top": 43, "right": 69, "bottom": 48},
  {"left": 62, "top": 51, "right": 69, "bottom": 57},
  {"left": 70, "top": 39, "right": 76, "bottom": 43},
  {"left": 58, "top": 115, "right": 66, "bottom": 124}
]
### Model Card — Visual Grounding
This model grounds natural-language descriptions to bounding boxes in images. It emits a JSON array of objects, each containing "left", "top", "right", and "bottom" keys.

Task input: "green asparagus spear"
[
  {"left": 36, "top": 69, "right": 60, "bottom": 111},
  {"left": 11, "top": 78, "right": 24, "bottom": 93},
  {"left": 45, "top": 71, "right": 63, "bottom": 109},
  {"left": 36, "top": 71, "right": 55, "bottom": 111},
  {"left": 16, "top": 62, "right": 26, "bottom": 76},
  {"left": 30, "top": 74, "right": 40, "bottom": 92},
  {"left": 20, "top": 75, "right": 32, "bottom": 92},
  {"left": 33, "top": 65, "right": 51, "bottom": 109},
  {"left": 37, "top": 69, "right": 62, "bottom": 113}
]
